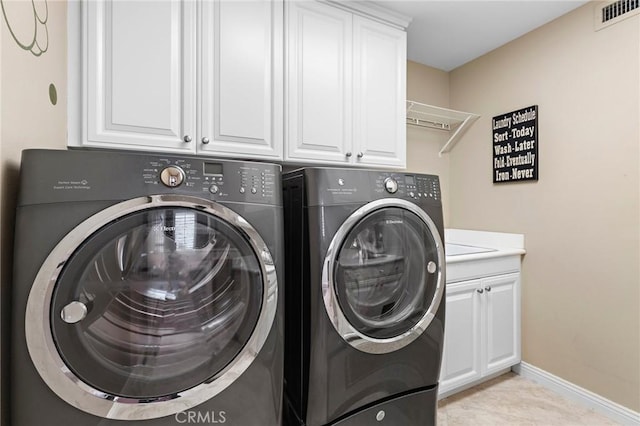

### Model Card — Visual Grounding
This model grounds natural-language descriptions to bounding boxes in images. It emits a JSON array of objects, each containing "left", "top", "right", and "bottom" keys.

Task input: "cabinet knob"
[
  {"left": 357, "top": 152, "right": 364, "bottom": 158},
  {"left": 201, "top": 137, "right": 210, "bottom": 144},
  {"left": 183, "top": 135, "right": 192, "bottom": 143},
  {"left": 345, "top": 152, "right": 352, "bottom": 158},
  {"left": 485, "top": 286, "right": 492, "bottom": 292},
  {"left": 477, "top": 288, "right": 484, "bottom": 294}
]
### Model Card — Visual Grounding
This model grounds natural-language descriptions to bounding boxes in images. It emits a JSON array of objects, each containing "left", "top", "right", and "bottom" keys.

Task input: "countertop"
[{"left": 444, "top": 229, "right": 526, "bottom": 264}]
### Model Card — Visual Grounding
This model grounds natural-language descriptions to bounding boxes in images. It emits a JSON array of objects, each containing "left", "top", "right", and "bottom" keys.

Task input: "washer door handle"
[{"left": 61, "top": 301, "right": 88, "bottom": 324}]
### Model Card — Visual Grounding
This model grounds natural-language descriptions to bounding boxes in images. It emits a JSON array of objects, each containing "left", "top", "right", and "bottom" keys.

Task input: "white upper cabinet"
[
  {"left": 285, "top": 1, "right": 408, "bottom": 168},
  {"left": 72, "top": 0, "right": 283, "bottom": 160},
  {"left": 82, "top": 0, "right": 196, "bottom": 153},
  {"left": 352, "top": 16, "right": 406, "bottom": 168},
  {"left": 70, "top": 0, "right": 405, "bottom": 166},
  {"left": 285, "top": 2, "right": 353, "bottom": 164},
  {"left": 199, "top": 0, "right": 283, "bottom": 159}
]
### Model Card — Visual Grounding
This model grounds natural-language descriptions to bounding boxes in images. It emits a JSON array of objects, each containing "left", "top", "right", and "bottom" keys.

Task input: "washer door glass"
[
  {"left": 334, "top": 207, "right": 439, "bottom": 339},
  {"left": 50, "top": 207, "right": 263, "bottom": 399}
]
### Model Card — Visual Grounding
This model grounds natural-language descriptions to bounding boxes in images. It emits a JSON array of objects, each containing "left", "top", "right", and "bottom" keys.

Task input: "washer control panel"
[
  {"left": 375, "top": 172, "right": 441, "bottom": 201},
  {"left": 298, "top": 168, "right": 441, "bottom": 207},
  {"left": 141, "top": 156, "right": 280, "bottom": 204},
  {"left": 404, "top": 174, "right": 441, "bottom": 201}
]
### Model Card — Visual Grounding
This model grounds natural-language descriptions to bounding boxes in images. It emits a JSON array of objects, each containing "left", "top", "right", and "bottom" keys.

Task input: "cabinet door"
[
  {"left": 199, "top": 0, "right": 283, "bottom": 160},
  {"left": 482, "top": 273, "right": 521, "bottom": 375},
  {"left": 84, "top": 0, "right": 196, "bottom": 153},
  {"left": 352, "top": 16, "right": 406, "bottom": 168},
  {"left": 285, "top": 1, "right": 352, "bottom": 164},
  {"left": 439, "top": 280, "right": 482, "bottom": 395}
]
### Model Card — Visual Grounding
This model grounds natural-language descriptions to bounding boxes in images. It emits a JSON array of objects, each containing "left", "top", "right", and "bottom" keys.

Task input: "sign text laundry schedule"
[{"left": 493, "top": 105, "right": 538, "bottom": 183}]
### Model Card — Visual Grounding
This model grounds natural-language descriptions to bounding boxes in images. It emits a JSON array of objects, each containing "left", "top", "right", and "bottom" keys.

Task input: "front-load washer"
[
  {"left": 282, "top": 168, "right": 445, "bottom": 426},
  {"left": 11, "top": 149, "right": 283, "bottom": 425}
]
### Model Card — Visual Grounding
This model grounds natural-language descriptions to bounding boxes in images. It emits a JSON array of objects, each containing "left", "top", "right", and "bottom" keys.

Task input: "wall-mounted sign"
[{"left": 493, "top": 105, "right": 538, "bottom": 183}]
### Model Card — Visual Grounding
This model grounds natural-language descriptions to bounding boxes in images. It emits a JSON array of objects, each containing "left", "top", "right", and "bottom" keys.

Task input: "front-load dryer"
[
  {"left": 282, "top": 168, "right": 445, "bottom": 426},
  {"left": 11, "top": 149, "right": 283, "bottom": 425}
]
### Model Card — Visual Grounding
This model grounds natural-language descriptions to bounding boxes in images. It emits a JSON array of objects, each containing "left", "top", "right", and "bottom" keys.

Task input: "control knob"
[
  {"left": 383, "top": 177, "right": 398, "bottom": 194},
  {"left": 160, "top": 166, "right": 185, "bottom": 188}
]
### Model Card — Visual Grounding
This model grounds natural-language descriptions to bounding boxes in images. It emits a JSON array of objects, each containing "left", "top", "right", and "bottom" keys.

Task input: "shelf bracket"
[
  {"left": 439, "top": 115, "right": 474, "bottom": 157},
  {"left": 406, "top": 100, "right": 480, "bottom": 156}
]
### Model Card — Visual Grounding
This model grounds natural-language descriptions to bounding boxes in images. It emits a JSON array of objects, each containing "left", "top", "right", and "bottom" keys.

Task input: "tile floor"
[{"left": 437, "top": 372, "right": 619, "bottom": 425}]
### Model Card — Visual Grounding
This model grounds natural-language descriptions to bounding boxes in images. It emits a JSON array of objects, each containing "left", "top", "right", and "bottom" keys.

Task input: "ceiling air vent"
[{"left": 595, "top": 0, "right": 640, "bottom": 30}]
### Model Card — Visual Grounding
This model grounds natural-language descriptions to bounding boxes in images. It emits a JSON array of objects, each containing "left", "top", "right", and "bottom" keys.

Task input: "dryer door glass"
[
  {"left": 334, "top": 207, "right": 439, "bottom": 339},
  {"left": 50, "top": 207, "right": 263, "bottom": 399}
]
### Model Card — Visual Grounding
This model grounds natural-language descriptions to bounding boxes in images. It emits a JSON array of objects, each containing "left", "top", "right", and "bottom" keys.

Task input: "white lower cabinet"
[
  {"left": 439, "top": 273, "right": 521, "bottom": 398},
  {"left": 439, "top": 279, "right": 483, "bottom": 392}
]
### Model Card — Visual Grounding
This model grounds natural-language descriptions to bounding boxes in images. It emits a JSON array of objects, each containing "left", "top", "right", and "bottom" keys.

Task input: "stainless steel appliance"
[
  {"left": 11, "top": 149, "right": 284, "bottom": 425},
  {"left": 282, "top": 168, "right": 445, "bottom": 426}
]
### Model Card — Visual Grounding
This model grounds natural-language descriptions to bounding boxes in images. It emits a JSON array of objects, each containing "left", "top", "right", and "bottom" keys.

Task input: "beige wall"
[
  {"left": 449, "top": 2, "right": 640, "bottom": 411},
  {"left": 1, "top": 1, "right": 68, "bottom": 423},
  {"left": 405, "top": 61, "right": 452, "bottom": 226}
]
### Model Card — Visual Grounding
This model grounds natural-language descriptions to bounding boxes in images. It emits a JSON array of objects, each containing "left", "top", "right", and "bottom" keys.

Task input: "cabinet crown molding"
[{"left": 321, "top": 0, "right": 412, "bottom": 29}]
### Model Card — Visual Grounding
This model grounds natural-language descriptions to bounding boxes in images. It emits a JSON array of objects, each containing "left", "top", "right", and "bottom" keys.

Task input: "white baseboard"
[
  {"left": 438, "top": 367, "right": 511, "bottom": 400},
  {"left": 513, "top": 362, "right": 640, "bottom": 425}
]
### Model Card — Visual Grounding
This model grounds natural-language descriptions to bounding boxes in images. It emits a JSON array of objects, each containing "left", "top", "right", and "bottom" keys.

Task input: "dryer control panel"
[{"left": 142, "top": 157, "right": 279, "bottom": 204}]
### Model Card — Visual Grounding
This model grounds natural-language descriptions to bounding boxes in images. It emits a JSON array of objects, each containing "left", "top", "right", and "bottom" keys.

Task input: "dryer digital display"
[{"left": 204, "top": 162, "right": 224, "bottom": 176}]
